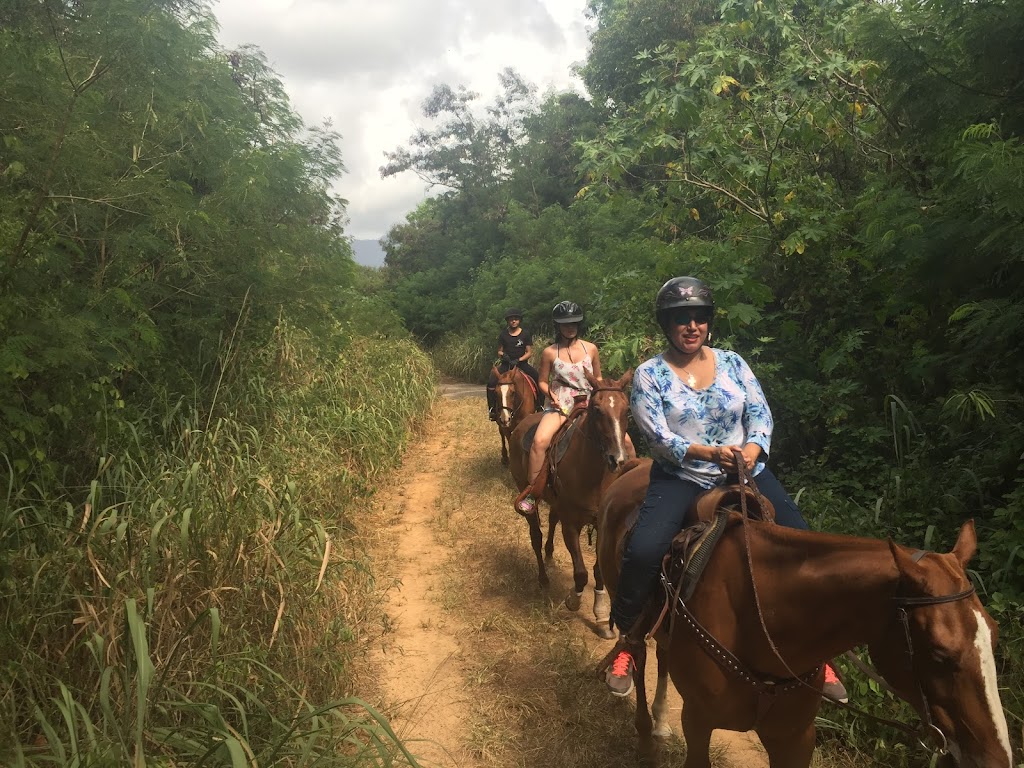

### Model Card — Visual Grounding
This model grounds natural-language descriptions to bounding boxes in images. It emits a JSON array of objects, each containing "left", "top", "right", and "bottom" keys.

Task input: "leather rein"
[{"left": 669, "top": 453, "right": 976, "bottom": 757}]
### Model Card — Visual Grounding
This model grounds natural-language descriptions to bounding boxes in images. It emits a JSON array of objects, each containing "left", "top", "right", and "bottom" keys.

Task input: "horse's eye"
[{"left": 929, "top": 649, "right": 959, "bottom": 669}]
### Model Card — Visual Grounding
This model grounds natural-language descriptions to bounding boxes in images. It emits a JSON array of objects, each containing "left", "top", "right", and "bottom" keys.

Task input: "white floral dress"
[{"left": 548, "top": 349, "right": 593, "bottom": 416}]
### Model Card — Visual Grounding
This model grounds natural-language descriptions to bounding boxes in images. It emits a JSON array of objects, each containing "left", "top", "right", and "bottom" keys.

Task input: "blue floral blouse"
[{"left": 630, "top": 349, "right": 773, "bottom": 488}]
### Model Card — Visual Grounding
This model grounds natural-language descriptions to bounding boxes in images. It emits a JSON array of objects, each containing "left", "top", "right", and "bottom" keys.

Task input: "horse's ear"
[
  {"left": 951, "top": 519, "right": 977, "bottom": 568},
  {"left": 585, "top": 369, "right": 601, "bottom": 390},
  {"left": 888, "top": 538, "right": 928, "bottom": 590},
  {"left": 619, "top": 369, "right": 634, "bottom": 390},
  {"left": 491, "top": 366, "right": 500, "bottom": 377}
]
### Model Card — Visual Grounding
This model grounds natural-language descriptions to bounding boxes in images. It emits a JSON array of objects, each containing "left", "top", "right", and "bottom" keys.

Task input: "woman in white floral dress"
[{"left": 515, "top": 301, "right": 601, "bottom": 515}]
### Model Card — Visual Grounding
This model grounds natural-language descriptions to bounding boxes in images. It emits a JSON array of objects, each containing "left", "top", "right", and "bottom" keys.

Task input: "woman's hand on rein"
[
  {"left": 712, "top": 445, "right": 745, "bottom": 470},
  {"left": 739, "top": 444, "right": 761, "bottom": 471}
]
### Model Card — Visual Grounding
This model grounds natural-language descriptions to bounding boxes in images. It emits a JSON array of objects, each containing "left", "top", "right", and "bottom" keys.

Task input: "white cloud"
[{"left": 213, "top": 0, "right": 591, "bottom": 239}]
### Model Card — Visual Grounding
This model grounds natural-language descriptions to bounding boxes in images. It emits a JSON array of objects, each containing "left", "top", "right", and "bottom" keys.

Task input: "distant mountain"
[{"left": 351, "top": 238, "right": 387, "bottom": 268}]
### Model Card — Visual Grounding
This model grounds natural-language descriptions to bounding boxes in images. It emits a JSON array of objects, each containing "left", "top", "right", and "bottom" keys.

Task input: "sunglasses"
[{"left": 669, "top": 309, "right": 712, "bottom": 326}]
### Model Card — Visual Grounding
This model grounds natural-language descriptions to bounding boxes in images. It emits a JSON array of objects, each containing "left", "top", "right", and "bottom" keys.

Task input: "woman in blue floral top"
[{"left": 604, "top": 276, "right": 848, "bottom": 703}]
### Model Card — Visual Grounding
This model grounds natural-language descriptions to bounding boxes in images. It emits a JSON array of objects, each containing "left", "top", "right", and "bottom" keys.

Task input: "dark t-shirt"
[{"left": 498, "top": 328, "right": 533, "bottom": 361}]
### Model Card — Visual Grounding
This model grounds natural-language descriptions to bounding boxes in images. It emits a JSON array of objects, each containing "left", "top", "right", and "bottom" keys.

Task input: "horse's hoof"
[
  {"left": 638, "top": 740, "right": 659, "bottom": 768},
  {"left": 653, "top": 723, "right": 672, "bottom": 740},
  {"left": 565, "top": 590, "right": 583, "bottom": 612},
  {"left": 597, "top": 625, "right": 615, "bottom": 640}
]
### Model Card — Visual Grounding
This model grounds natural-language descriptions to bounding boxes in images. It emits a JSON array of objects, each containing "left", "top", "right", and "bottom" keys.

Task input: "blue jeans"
[{"left": 608, "top": 461, "right": 809, "bottom": 633}]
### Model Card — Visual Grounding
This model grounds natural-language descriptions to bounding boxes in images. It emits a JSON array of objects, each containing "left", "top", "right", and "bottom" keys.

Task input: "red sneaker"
[
  {"left": 606, "top": 649, "right": 635, "bottom": 697},
  {"left": 823, "top": 663, "right": 849, "bottom": 703}
]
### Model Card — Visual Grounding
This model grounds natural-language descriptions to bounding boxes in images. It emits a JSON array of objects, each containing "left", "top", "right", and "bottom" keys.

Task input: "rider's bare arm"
[
  {"left": 589, "top": 342, "right": 603, "bottom": 380},
  {"left": 537, "top": 346, "right": 555, "bottom": 398}
]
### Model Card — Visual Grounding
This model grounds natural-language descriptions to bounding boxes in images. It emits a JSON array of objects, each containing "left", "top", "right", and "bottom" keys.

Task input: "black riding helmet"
[
  {"left": 504, "top": 307, "right": 523, "bottom": 320},
  {"left": 552, "top": 300, "right": 584, "bottom": 324},
  {"left": 655, "top": 277, "right": 714, "bottom": 329},
  {"left": 656, "top": 277, "right": 715, "bottom": 355}
]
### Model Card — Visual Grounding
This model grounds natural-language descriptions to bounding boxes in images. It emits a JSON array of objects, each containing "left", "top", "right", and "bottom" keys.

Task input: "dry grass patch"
[{"left": 424, "top": 399, "right": 728, "bottom": 768}]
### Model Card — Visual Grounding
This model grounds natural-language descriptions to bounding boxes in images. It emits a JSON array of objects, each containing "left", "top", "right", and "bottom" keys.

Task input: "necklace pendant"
[{"left": 686, "top": 373, "right": 696, "bottom": 387}]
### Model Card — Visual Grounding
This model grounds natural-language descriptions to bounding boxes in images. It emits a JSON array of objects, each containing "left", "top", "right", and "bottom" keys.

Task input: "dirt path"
[{"left": 365, "top": 390, "right": 770, "bottom": 768}]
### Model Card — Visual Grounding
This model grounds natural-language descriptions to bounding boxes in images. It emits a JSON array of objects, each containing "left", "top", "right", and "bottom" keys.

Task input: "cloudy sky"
[{"left": 213, "top": 0, "right": 593, "bottom": 241}]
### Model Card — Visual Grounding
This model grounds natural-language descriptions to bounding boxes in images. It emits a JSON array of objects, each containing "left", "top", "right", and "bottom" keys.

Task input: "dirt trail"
[
  {"left": 369, "top": 420, "right": 472, "bottom": 767},
  {"left": 365, "top": 386, "right": 770, "bottom": 768}
]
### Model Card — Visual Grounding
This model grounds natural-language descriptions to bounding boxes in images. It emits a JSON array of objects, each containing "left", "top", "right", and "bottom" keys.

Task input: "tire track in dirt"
[{"left": 367, "top": 389, "right": 769, "bottom": 768}]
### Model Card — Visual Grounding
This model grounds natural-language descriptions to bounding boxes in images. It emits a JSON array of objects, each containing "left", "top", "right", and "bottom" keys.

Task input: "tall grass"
[
  {"left": 0, "top": 322, "right": 435, "bottom": 766},
  {"left": 429, "top": 332, "right": 494, "bottom": 384}
]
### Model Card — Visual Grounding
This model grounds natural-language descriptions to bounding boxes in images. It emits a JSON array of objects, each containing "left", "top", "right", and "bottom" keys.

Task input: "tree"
[
  {"left": 0, "top": 0, "right": 354, "bottom": 478},
  {"left": 581, "top": 0, "right": 719, "bottom": 111},
  {"left": 381, "top": 68, "right": 536, "bottom": 195}
]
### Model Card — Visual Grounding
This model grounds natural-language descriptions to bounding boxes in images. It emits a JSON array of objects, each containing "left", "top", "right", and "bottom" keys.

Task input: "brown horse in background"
[
  {"left": 597, "top": 459, "right": 1013, "bottom": 768},
  {"left": 509, "top": 370, "right": 634, "bottom": 624},
  {"left": 493, "top": 364, "right": 536, "bottom": 466}
]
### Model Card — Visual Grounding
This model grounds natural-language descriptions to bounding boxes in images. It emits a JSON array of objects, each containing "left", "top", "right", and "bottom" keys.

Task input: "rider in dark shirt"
[{"left": 487, "top": 307, "right": 543, "bottom": 420}]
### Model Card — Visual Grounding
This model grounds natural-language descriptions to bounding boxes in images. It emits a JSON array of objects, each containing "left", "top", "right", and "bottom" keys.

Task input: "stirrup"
[{"left": 514, "top": 489, "right": 537, "bottom": 516}]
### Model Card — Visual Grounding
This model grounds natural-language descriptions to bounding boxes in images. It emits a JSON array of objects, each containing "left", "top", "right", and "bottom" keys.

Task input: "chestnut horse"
[
  {"left": 598, "top": 459, "right": 1013, "bottom": 768},
  {"left": 509, "top": 371, "right": 634, "bottom": 621},
  {"left": 493, "top": 364, "right": 537, "bottom": 466}
]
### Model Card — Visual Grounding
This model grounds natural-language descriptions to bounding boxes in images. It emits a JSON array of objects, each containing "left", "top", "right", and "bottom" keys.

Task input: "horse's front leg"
[
  {"left": 681, "top": 708, "right": 714, "bottom": 768},
  {"left": 758, "top": 722, "right": 816, "bottom": 768},
  {"left": 592, "top": 556, "right": 614, "bottom": 639},
  {"left": 757, "top": 693, "right": 818, "bottom": 768},
  {"left": 499, "top": 429, "right": 509, "bottom": 466},
  {"left": 631, "top": 642, "right": 657, "bottom": 766},
  {"left": 651, "top": 643, "right": 672, "bottom": 738},
  {"left": 561, "top": 520, "right": 589, "bottom": 611},
  {"left": 544, "top": 507, "right": 557, "bottom": 563},
  {"left": 525, "top": 511, "right": 548, "bottom": 587}
]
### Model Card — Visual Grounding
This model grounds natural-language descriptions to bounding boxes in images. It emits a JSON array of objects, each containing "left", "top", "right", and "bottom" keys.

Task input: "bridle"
[
  {"left": 495, "top": 383, "right": 524, "bottom": 421},
  {"left": 685, "top": 454, "right": 978, "bottom": 757},
  {"left": 495, "top": 367, "right": 528, "bottom": 422},
  {"left": 582, "top": 382, "right": 631, "bottom": 454},
  {"left": 884, "top": 571, "right": 976, "bottom": 754}
]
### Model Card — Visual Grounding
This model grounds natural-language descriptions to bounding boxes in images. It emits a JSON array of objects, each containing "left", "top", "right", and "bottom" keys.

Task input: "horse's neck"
[
  {"left": 746, "top": 525, "right": 900, "bottom": 654},
  {"left": 516, "top": 372, "right": 534, "bottom": 405},
  {"left": 559, "top": 411, "right": 611, "bottom": 486}
]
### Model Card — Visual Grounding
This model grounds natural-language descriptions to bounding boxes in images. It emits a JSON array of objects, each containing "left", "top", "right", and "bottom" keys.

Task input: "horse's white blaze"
[
  {"left": 605, "top": 394, "right": 627, "bottom": 457},
  {"left": 972, "top": 608, "right": 1012, "bottom": 766},
  {"left": 498, "top": 386, "right": 511, "bottom": 423}
]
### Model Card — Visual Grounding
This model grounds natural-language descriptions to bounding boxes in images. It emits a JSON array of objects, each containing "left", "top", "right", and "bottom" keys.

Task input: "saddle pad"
[
  {"left": 520, "top": 418, "right": 579, "bottom": 463},
  {"left": 666, "top": 483, "right": 774, "bottom": 601},
  {"left": 667, "top": 511, "right": 730, "bottom": 604}
]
